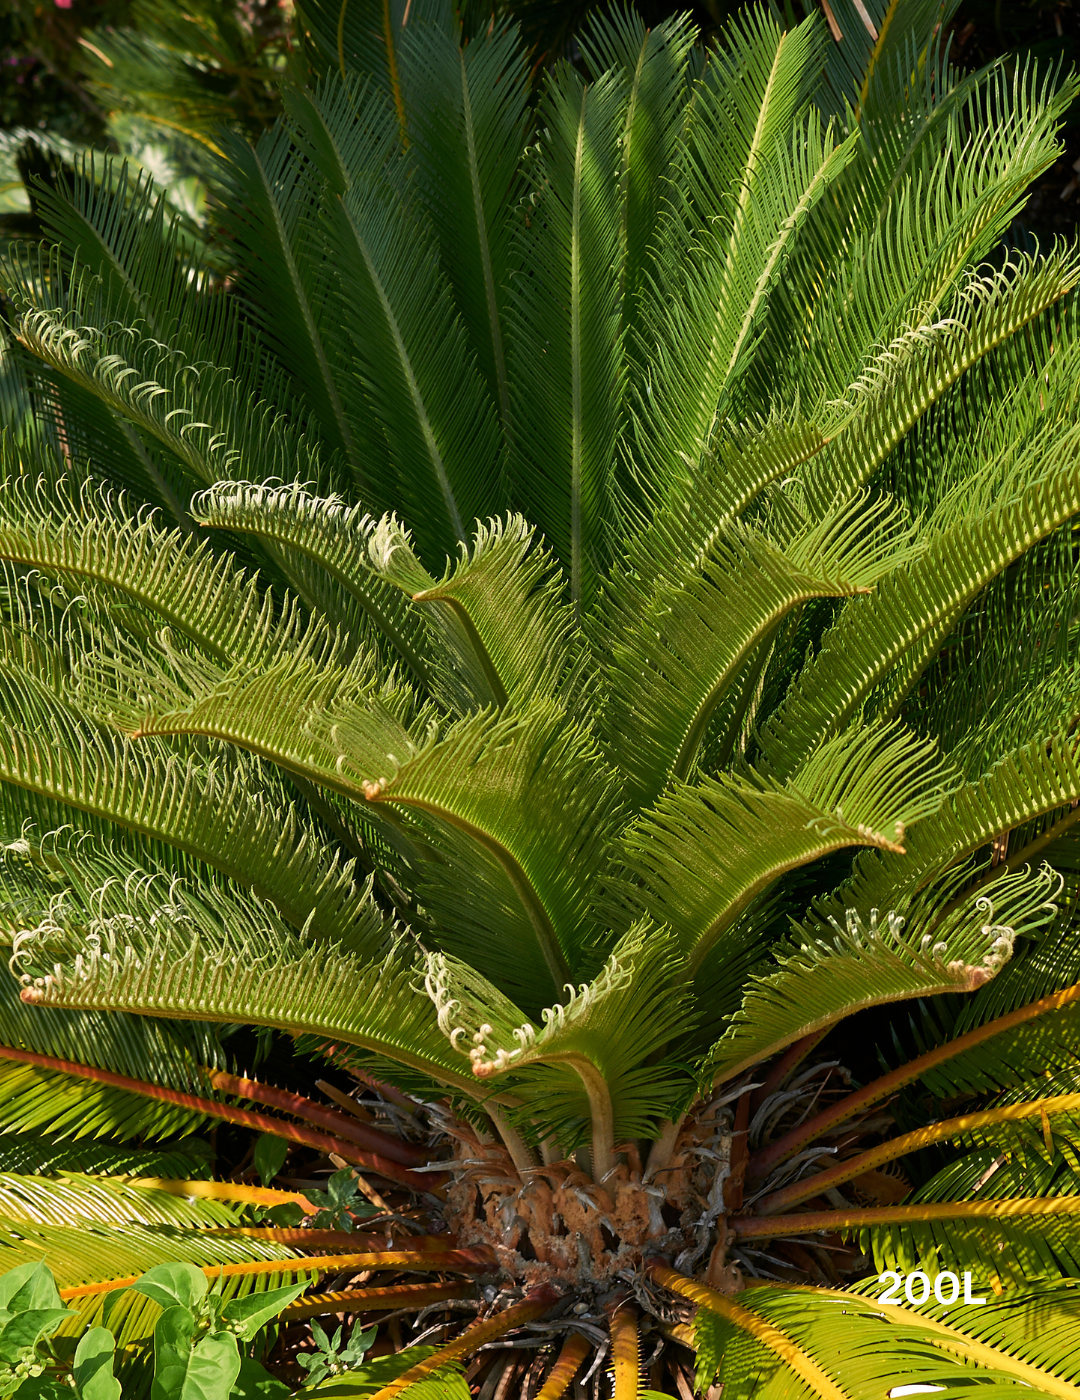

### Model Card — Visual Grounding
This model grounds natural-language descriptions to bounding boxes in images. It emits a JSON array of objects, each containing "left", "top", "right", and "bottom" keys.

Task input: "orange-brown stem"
[
  {"left": 128, "top": 1178, "right": 313, "bottom": 1209},
  {"left": 535, "top": 1333, "right": 590, "bottom": 1400},
  {"left": 0, "top": 1044, "right": 433, "bottom": 1192},
  {"left": 731, "top": 1194, "right": 1080, "bottom": 1240},
  {"left": 724, "top": 1092, "right": 751, "bottom": 1213},
  {"left": 59, "top": 1247, "right": 498, "bottom": 1300},
  {"left": 316, "top": 1079, "right": 376, "bottom": 1122},
  {"left": 280, "top": 1279, "right": 473, "bottom": 1319},
  {"left": 747, "top": 980, "right": 1080, "bottom": 1183},
  {"left": 366, "top": 1285, "right": 560, "bottom": 1400},
  {"left": 754, "top": 1090, "right": 1080, "bottom": 1215},
  {"left": 203, "top": 1230, "right": 455, "bottom": 1251},
  {"left": 748, "top": 1029, "right": 829, "bottom": 1116},
  {"left": 207, "top": 1070, "right": 429, "bottom": 1167},
  {"left": 318, "top": 1045, "right": 424, "bottom": 1113},
  {"left": 610, "top": 1304, "right": 640, "bottom": 1400}
]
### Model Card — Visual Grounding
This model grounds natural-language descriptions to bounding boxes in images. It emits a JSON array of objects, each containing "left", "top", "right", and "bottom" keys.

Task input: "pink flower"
[{"left": 54, "top": 0, "right": 74, "bottom": 8}]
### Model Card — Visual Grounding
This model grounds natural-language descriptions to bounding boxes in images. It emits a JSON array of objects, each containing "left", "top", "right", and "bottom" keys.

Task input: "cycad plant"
[{"left": 2, "top": 0, "right": 1080, "bottom": 1394}]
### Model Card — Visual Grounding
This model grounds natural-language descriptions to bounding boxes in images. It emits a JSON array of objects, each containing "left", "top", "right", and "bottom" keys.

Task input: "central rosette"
[{"left": 438, "top": 1100, "right": 740, "bottom": 1296}]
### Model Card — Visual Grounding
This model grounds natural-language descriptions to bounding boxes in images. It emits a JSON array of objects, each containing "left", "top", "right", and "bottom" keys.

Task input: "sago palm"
[{"left": 1, "top": 0, "right": 1080, "bottom": 1394}]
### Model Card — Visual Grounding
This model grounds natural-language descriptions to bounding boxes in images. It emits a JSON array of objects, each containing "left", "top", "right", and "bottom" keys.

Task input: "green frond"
[
  {"left": 622, "top": 415, "right": 828, "bottom": 582},
  {"left": 295, "top": 0, "right": 456, "bottom": 110},
  {"left": 0, "top": 1059, "right": 210, "bottom": 1145},
  {"left": 0, "top": 927, "right": 227, "bottom": 1101},
  {"left": 819, "top": 728, "right": 1080, "bottom": 930},
  {"left": 398, "top": 22, "right": 529, "bottom": 432},
  {"left": 705, "top": 867, "right": 1058, "bottom": 1087},
  {"left": 212, "top": 118, "right": 385, "bottom": 492},
  {"left": 693, "top": 1279, "right": 1078, "bottom": 1399},
  {"left": 307, "top": 1352, "right": 469, "bottom": 1400},
  {"left": 918, "top": 579, "right": 1080, "bottom": 784},
  {"left": 2, "top": 1218, "right": 304, "bottom": 1297},
  {"left": 291, "top": 77, "right": 501, "bottom": 565},
  {"left": 820, "top": 0, "right": 959, "bottom": 115},
  {"left": 0, "top": 1172, "right": 240, "bottom": 1232},
  {"left": 800, "top": 246, "right": 1080, "bottom": 520},
  {"left": 10, "top": 864, "right": 485, "bottom": 1099},
  {"left": 635, "top": 10, "right": 856, "bottom": 486},
  {"left": 618, "top": 720, "right": 952, "bottom": 975},
  {"left": 4, "top": 6, "right": 1080, "bottom": 1377},
  {"left": 429, "top": 924, "right": 695, "bottom": 1153},
  {"left": 783, "top": 59, "right": 1079, "bottom": 422},
  {"left": 3, "top": 272, "right": 324, "bottom": 496},
  {"left": 5, "top": 372, "right": 198, "bottom": 533},
  {"left": 761, "top": 370, "right": 1080, "bottom": 775},
  {"left": 25, "top": 156, "right": 241, "bottom": 373},
  {"left": 135, "top": 674, "right": 622, "bottom": 992},
  {"left": 0, "top": 472, "right": 320, "bottom": 672},
  {"left": 506, "top": 59, "right": 628, "bottom": 613},
  {"left": 851, "top": 1196, "right": 1080, "bottom": 1285},
  {"left": 0, "top": 1136, "right": 210, "bottom": 1179},
  {"left": 407, "top": 516, "right": 575, "bottom": 710},
  {"left": 602, "top": 490, "right": 921, "bottom": 805},
  {"left": 0, "top": 669, "right": 388, "bottom": 951},
  {"left": 191, "top": 479, "right": 438, "bottom": 687},
  {"left": 578, "top": 9, "right": 698, "bottom": 354},
  {"left": 358, "top": 703, "right": 624, "bottom": 989},
  {"left": 845, "top": 1276, "right": 1080, "bottom": 1393}
]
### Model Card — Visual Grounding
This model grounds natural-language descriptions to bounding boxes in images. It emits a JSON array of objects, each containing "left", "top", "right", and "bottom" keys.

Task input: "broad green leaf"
[
  {"left": 232, "top": 1358, "right": 290, "bottom": 1398},
  {"left": 232, "top": 1366, "right": 291, "bottom": 1400},
  {"left": 0, "top": 1262, "right": 64, "bottom": 1315},
  {"left": 152, "top": 1308, "right": 240, "bottom": 1400},
  {"left": 72, "top": 1327, "right": 122, "bottom": 1400},
  {"left": 220, "top": 1283, "right": 307, "bottom": 1340},
  {"left": 0, "top": 1309, "right": 75, "bottom": 1365},
  {"left": 253, "top": 1136, "right": 288, "bottom": 1189},
  {"left": 131, "top": 1262, "right": 208, "bottom": 1313}
]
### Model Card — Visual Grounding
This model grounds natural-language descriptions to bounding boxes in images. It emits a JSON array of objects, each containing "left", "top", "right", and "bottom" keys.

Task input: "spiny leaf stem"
[
  {"left": 732, "top": 1195, "right": 1080, "bottom": 1239},
  {"left": 755, "top": 1090, "right": 1080, "bottom": 1215},
  {"left": 646, "top": 1263, "right": 850, "bottom": 1400},
  {"left": 0, "top": 1043, "right": 437, "bottom": 1191},
  {"left": 366, "top": 1285, "right": 560, "bottom": 1400},
  {"left": 59, "top": 1248, "right": 497, "bottom": 1300},
  {"left": 205, "top": 1230, "right": 454, "bottom": 1251},
  {"left": 748, "top": 980, "right": 1080, "bottom": 1182},
  {"left": 206, "top": 1069, "right": 428, "bottom": 1166},
  {"left": 487, "top": 1103, "right": 540, "bottom": 1174},
  {"left": 280, "top": 1279, "right": 473, "bottom": 1320},
  {"left": 609, "top": 1303, "right": 640, "bottom": 1400},
  {"left": 554, "top": 1054, "right": 616, "bottom": 1180},
  {"left": 534, "top": 1333, "right": 590, "bottom": 1400},
  {"left": 122, "top": 1178, "right": 313, "bottom": 1209}
]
